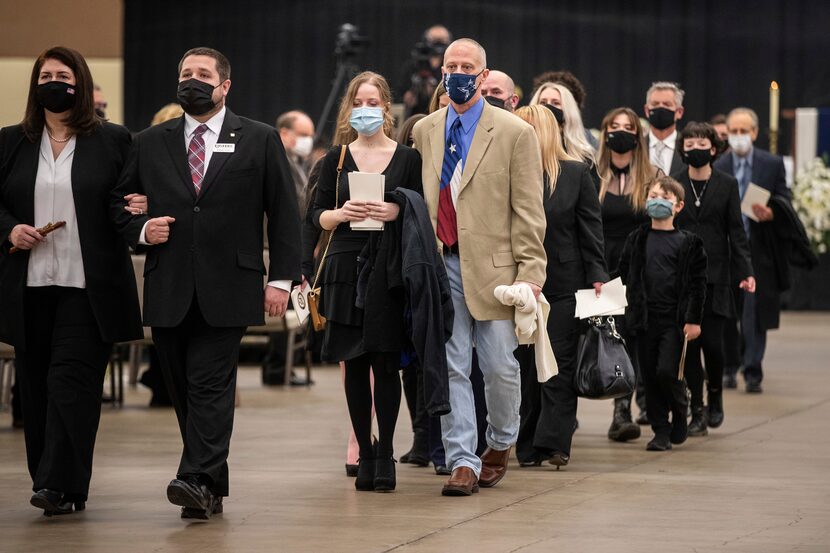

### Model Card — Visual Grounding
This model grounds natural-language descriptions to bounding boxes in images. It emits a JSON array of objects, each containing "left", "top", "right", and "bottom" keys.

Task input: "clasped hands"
[{"left": 337, "top": 200, "right": 399, "bottom": 223}]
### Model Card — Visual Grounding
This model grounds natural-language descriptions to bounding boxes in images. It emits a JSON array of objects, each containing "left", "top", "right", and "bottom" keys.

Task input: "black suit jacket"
[
  {"left": 673, "top": 168, "right": 754, "bottom": 288},
  {"left": 543, "top": 160, "right": 609, "bottom": 297},
  {"left": 0, "top": 123, "right": 142, "bottom": 349},
  {"left": 111, "top": 109, "right": 301, "bottom": 328},
  {"left": 648, "top": 134, "right": 686, "bottom": 176},
  {"left": 713, "top": 147, "right": 791, "bottom": 328}
]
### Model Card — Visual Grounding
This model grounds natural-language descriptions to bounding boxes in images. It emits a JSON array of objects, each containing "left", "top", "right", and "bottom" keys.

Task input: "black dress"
[{"left": 311, "top": 144, "right": 423, "bottom": 363}]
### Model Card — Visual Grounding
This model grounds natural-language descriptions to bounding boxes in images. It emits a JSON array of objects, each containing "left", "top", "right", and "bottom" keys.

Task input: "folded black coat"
[
  {"left": 751, "top": 195, "right": 819, "bottom": 330},
  {"left": 356, "top": 188, "right": 453, "bottom": 417}
]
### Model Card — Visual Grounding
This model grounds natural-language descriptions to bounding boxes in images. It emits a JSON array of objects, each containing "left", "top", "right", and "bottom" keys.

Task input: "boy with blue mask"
[{"left": 618, "top": 177, "right": 707, "bottom": 451}]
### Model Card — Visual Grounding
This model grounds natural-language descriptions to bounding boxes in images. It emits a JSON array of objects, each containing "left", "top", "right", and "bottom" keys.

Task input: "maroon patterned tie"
[{"left": 188, "top": 124, "right": 208, "bottom": 194}]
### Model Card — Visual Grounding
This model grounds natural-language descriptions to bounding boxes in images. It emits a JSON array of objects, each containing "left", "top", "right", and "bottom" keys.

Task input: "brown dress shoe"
[
  {"left": 441, "top": 467, "right": 479, "bottom": 496},
  {"left": 478, "top": 447, "right": 511, "bottom": 488}
]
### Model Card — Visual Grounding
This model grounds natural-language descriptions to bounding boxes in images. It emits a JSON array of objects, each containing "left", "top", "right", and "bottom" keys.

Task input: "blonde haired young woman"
[
  {"left": 513, "top": 105, "right": 608, "bottom": 468},
  {"left": 312, "top": 71, "right": 423, "bottom": 492}
]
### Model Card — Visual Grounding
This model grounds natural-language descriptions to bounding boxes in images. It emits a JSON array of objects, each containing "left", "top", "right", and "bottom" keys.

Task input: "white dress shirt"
[
  {"left": 139, "top": 107, "right": 290, "bottom": 293},
  {"left": 649, "top": 129, "right": 677, "bottom": 175},
  {"left": 27, "top": 132, "right": 86, "bottom": 288}
]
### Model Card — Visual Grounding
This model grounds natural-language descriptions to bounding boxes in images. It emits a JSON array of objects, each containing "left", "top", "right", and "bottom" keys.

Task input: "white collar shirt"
[{"left": 27, "top": 132, "right": 85, "bottom": 288}]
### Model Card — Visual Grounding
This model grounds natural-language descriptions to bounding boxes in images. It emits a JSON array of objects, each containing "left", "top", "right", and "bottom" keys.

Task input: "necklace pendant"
[{"left": 695, "top": 199, "right": 701, "bottom": 207}]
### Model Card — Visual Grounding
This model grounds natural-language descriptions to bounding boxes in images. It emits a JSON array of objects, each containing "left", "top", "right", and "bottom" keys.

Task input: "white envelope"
[
  {"left": 290, "top": 285, "right": 310, "bottom": 325},
  {"left": 741, "top": 183, "right": 771, "bottom": 222}
]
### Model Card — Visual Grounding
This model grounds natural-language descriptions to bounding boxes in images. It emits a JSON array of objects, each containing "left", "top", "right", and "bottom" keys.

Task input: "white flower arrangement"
[{"left": 793, "top": 156, "right": 830, "bottom": 254}]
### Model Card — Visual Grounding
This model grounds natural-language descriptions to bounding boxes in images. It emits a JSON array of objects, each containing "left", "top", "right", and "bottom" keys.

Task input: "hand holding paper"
[
  {"left": 574, "top": 277, "right": 627, "bottom": 319},
  {"left": 740, "top": 183, "right": 771, "bottom": 222}
]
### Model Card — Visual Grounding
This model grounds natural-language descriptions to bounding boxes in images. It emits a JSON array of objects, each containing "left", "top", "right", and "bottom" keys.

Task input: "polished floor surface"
[{"left": 0, "top": 312, "right": 828, "bottom": 553}]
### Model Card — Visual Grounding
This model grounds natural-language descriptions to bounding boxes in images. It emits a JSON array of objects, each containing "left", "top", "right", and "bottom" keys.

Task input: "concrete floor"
[{"left": 0, "top": 312, "right": 828, "bottom": 553}]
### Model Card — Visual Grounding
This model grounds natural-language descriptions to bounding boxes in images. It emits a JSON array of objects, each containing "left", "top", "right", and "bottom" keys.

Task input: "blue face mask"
[
  {"left": 350, "top": 106, "right": 384, "bottom": 136},
  {"left": 646, "top": 198, "right": 675, "bottom": 220},
  {"left": 443, "top": 71, "right": 483, "bottom": 105}
]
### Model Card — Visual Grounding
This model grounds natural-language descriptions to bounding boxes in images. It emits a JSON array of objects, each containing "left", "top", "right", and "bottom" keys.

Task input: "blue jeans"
[{"left": 440, "top": 254, "right": 520, "bottom": 476}]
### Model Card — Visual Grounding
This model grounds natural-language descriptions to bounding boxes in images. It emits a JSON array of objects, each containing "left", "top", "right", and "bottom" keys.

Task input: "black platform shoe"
[
  {"left": 688, "top": 406, "right": 708, "bottom": 437},
  {"left": 608, "top": 397, "right": 642, "bottom": 442},
  {"left": 707, "top": 390, "right": 724, "bottom": 428},
  {"left": 355, "top": 458, "right": 376, "bottom": 491},
  {"left": 374, "top": 457, "right": 396, "bottom": 492}
]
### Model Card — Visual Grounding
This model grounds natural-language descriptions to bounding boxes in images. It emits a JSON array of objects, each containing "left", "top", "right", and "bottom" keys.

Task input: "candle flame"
[{"left": 771, "top": 81, "right": 779, "bottom": 90}]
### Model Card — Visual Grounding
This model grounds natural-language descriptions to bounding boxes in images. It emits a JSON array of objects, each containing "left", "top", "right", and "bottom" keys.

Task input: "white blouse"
[{"left": 27, "top": 132, "right": 86, "bottom": 289}]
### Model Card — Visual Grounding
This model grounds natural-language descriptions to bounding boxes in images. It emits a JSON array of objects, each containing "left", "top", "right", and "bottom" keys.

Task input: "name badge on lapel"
[{"left": 213, "top": 143, "right": 235, "bottom": 153}]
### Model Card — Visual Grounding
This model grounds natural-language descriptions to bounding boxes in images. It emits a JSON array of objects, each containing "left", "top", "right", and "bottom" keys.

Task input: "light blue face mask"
[
  {"left": 646, "top": 198, "right": 675, "bottom": 219},
  {"left": 349, "top": 106, "right": 384, "bottom": 136}
]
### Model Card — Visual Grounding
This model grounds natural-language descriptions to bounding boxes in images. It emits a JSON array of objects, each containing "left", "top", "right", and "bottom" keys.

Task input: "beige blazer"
[{"left": 412, "top": 100, "right": 547, "bottom": 321}]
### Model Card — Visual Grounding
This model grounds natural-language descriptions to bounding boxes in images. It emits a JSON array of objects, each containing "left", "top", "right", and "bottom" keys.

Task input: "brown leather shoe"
[
  {"left": 441, "top": 467, "right": 479, "bottom": 496},
  {"left": 478, "top": 446, "right": 511, "bottom": 488}
]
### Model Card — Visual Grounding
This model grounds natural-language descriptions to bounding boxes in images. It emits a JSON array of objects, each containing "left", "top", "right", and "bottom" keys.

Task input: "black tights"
[
  {"left": 344, "top": 352, "right": 401, "bottom": 460},
  {"left": 685, "top": 312, "right": 726, "bottom": 408}
]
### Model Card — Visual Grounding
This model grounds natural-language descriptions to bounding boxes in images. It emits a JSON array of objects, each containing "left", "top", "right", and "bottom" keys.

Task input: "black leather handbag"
[{"left": 575, "top": 316, "right": 636, "bottom": 400}]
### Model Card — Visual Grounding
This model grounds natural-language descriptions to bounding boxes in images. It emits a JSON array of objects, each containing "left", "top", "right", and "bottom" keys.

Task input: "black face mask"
[
  {"left": 484, "top": 95, "right": 509, "bottom": 111},
  {"left": 681, "top": 147, "right": 713, "bottom": 168},
  {"left": 647, "top": 107, "right": 676, "bottom": 131},
  {"left": 177, "top": 78, "right": 220, "bottom": 116},
  {"left": 544, "top": 103, "right": 565, "bottom": 126},
  {"left": 35, "top": 81, "right": 77, "bottom": 114},
  {"left": 606, "top": 131, "right": 638, "bottom": 154}
]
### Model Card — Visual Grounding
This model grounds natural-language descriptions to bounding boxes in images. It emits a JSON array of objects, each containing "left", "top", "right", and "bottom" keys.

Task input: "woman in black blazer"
[
  {"left": 0, "top": 47, "right": 142, "bottom": 516},
  {"left": 514, "top": 106, "right": 609, "bottom": 468},
  {"left": 672, "top": 122, "right": 755, "bottom": 436}
]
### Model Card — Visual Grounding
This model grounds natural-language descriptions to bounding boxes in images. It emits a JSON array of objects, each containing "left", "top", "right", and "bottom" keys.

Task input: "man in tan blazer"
[{"left": 412, "top": 38, "right": 546, "bottom": 496}]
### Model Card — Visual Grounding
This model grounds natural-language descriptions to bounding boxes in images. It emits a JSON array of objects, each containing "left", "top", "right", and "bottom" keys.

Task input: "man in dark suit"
[
  {"left": 644, "top": 82, "right": 687, "bottom": 176},
  {"left": 112, "top": 47, "right": 301, "bottom": 518},
  {"left": 714, "top": 107, "right": 789, "bottom": 394}
]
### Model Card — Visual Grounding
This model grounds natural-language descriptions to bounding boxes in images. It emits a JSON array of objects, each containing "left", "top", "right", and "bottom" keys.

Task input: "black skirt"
[{"left": 318, "top": 239, "right": 366, "bottom": 362}]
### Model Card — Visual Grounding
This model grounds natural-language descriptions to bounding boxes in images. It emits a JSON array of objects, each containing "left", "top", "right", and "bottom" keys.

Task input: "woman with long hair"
[
  {"left": 0, "top": 46, "right": 142, "bottom": 515},
  {"left": 530, "top": 82, "right": 597, "bottom": 170},
  {"left": 311, "top": 71, "right": 423, "bottom": 492},
  {"left": 513, "top": 105, "right": 608, "bottom": 468},
  {"left": 596, "top": 107, "right": 664, "bottom": 440}
]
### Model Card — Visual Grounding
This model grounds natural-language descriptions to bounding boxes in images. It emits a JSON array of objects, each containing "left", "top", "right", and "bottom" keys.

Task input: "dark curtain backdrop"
[{"left": 125, "top": 0, "right": 830, "bottom": 146}]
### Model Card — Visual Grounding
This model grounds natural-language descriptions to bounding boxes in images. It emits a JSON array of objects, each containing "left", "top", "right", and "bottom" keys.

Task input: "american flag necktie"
[
  {"left": 188, "top": 124, "right": 208, "bottom": 194},
  {"left": 437, "top": 118, "right": 463, "bottom": 248}
]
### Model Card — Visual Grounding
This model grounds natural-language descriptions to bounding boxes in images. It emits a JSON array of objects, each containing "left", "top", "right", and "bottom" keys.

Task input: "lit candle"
[{"left": 770, "top": 81, "right": 779, "bottom": 132}]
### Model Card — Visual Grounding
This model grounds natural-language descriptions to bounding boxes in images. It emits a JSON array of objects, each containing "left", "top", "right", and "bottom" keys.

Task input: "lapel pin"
[{"left": 230, "top": 133, "right": 236, "bottom": 137}]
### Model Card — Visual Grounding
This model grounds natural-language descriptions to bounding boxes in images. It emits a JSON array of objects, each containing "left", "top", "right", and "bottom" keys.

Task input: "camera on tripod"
[
  {"left": 335, "top": 23, "right": 370, "bottom": 59},
  {"left": 410, "top": 40, "right": 448, "bottom": 73}
]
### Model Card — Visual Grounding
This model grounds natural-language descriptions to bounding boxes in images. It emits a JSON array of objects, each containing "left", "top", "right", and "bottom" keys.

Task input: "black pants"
[
  {"left": 530, "top": 295, "right": 582, "bottom": 458},
  {"left": 639, "top": 312, "right": 688, "bottom": 437},
  {"left": 152, "top": 297, "right": 245, "bottom": 497},
  {"left": 15, "top": 286, "right": 112, "bottom": 502},
  {"left": 724, "top": 287, "right": 744, "bottom": 376},
  {"left": 685, "top": 311, "right": 726, "bottom": 408},
  {"left": 344, "top": 351, "right": 401, "bottom": 460}
]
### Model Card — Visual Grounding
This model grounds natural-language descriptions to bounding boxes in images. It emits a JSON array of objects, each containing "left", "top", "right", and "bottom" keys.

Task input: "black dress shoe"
[
  {"left": 434, "top": 464, "right": 451, "bottom": 476},
  {"left": 167, "top": 478, "right": 214, "bottom": 512},
  {"left": 399, "top": 450, "right": 411, "bottom": 463},
  {"left": 355, "top": 458, "right": 376, "bottom": 491},
  {"left": 723, "top": 374, "right": 738, "bottom": 389},
  {"left": 182, "top": 496, "right": 223, "bottom": 519},
  {"left": 374, "top": 457, "right": 396, "bottom": 492},
  {"left": 30, "top": 489, "right": 83, "bottom": 517},
  {"left": 746, "top": 381, "right": 763, "bottom": 394},
  {"left": 345, "top": 463, "right": 359, "bottom": 477},
  {"left": 646, "top": 435, "right": 672, "bottom": 451}
]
